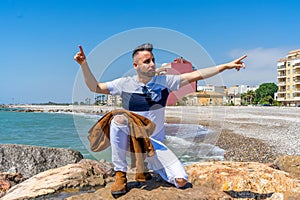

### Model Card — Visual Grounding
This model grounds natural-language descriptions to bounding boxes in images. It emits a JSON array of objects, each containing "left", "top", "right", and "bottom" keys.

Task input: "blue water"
[
  {"left": 0, "top": 109, "right": 224, "bottom": 164},
  {"left": 0, "top": 110, "right": 95, "bottom": 159}
]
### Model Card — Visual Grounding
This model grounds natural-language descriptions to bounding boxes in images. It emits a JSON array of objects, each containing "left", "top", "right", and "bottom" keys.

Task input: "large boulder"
[
  {"left": 1, "top": 159, "right": 232, "bottom": 200},
  {"left": 2, "top": 160, "right": 300, "bottom": 200},
  {"left": 1, "top": 159, "right": 113, "bottom": 200},
  {"left": 185, "top": 161, "right": 300, "bottom": 199},
  {"left": 0, "top": 144, "right": 83, "bottom": 179},
  {"left": 273, "top": 155, "right": 300, "bottom": 179}
]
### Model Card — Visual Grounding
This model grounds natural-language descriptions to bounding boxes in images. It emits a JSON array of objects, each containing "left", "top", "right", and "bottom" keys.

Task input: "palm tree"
[
  {"left": 247, "top": 90, "right": 256, "bottom": 104},
  {"left": 241, "top": 90, "right": 256, "bottom": 105}
]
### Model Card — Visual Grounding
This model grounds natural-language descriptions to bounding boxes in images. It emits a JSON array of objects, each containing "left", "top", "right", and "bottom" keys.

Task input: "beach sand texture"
[{"left": 165, "top": 106, "right": 300, "bottom": 162}]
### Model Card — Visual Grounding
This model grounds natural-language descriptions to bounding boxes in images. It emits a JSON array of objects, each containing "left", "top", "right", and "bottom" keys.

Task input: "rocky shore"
[
  {"left": 0, "top": 144, "right": 300, "bottom": 199},
  {"left": 1, "top": 105, "right": 299, "bottom": 199},
  {"left": 5, "top": 105, "right": 300, "bottom": 163}
]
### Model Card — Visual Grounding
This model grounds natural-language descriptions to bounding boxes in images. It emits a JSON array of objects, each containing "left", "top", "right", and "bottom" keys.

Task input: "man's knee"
[{"left": 112, "top": 115, "right": 128, "bottom": 125}]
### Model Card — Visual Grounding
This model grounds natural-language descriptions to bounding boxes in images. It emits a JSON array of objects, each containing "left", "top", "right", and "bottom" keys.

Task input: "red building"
[{"left": 164, "top": 58, "right": 196, "bottom": 106}]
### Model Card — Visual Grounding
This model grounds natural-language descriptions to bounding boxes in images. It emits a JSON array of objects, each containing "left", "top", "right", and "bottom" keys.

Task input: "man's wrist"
[
  {"left": 80, "top": 60, "right": 88, "bottom": 67},
  {"left": 217, "top": 64, "right": 227, "bottom": 72}
]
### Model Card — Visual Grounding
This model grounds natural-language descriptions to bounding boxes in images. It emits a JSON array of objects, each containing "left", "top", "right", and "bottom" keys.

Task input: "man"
[{"left": 74, "top": 43, "right": 246, "bottom": 195}]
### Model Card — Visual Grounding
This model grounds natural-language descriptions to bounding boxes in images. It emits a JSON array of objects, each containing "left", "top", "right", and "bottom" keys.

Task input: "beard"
[{"left": 140, "top": 70, "right": 156, "bottom": 77}]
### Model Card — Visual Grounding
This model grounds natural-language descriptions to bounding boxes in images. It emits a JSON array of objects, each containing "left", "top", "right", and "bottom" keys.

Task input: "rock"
[
  {"left": 66, "top": 184, "right": 231, "bottom": 200},
  {"left": 185, "top": 161, "right": 300, "bottom": 199},
  {"left": 1, "top": 159, "right": 112, "bottom": 200},
  {"left": 0, "top": 172, "right": 23, "bottom": 198},
  {"left": 2, "top": 160, "right": 300, "bottom": 199},
  {"left": 0, "top": 180, "right": 10, "bottom": 192},
  {"left": 0, "top": 144, "right": 83, "bottom": 179},
  {"left": 67, "top": 161, "right": 300, "bottom": 200},
  {"left": 0, "top": 172, "right": 23, "bottom": 186},
  {"left": 66, "top": 169, "right": 231, "bottom": 200},
  {"left": 273, "top": 155, "right": 300, "bottom": 179},
  {"left": 0, "top": 180, "right": 10, "bottom": 198}
]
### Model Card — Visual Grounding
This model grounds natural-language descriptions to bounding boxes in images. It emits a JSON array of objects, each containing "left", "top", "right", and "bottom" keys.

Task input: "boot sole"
[{"left": 111, "top": 189, "right": 127, "bottom": 198}]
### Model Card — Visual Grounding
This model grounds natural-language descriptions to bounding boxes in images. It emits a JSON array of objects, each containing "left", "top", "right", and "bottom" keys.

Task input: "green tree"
[
  {"left": 254, "top": 83, "right": 278, "bottom": 104},
  {"left": 260, "top": 95, "right": 274, "bottom": 105},
  {"left": 241, "top": 90, "right": 256, "bottom": 105}
]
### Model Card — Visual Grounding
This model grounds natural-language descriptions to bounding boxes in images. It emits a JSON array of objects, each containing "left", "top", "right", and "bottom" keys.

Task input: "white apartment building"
[{"left": 277, "top": 49, "right": 300, "bottom": 106}]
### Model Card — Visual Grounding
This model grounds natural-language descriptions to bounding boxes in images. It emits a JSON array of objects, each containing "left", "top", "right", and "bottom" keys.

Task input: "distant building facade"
[
  {"left": 161, "top": 58, "right": 196, "bottom": 106},
  {"left": 186, "top": 91, "right": 225, "bottom": 106},
  {"left": 277, "top": 49, "right": 300, "bottom": 106},
  {"left": 189, "top": 84, "right": 251, "bottom": 106},
  {"left": 225, "top": 86, "right": 241, "bottom": 106},
  {"left": 107, "top": 94, "right": 122, "bottom": 107}
]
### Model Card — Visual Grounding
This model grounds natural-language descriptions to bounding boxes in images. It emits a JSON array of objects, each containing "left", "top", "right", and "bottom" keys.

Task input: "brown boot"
[
  {"left": 135, "top": 172, "right": 146, "bottom": 182},
  {"left": 111, "top": 171, "right": 127, "bottom": 196},
  {"left": 135, "top": 172, "right": 152, "bottom": 181}
]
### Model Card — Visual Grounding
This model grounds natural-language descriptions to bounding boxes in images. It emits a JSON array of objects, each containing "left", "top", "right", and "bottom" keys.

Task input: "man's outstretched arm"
[
  {"left": 179, "top": 55, "right": 247, "bottom": 87},
  {"left": 74, "top": 45, "right": 110, "bottom": 94}
]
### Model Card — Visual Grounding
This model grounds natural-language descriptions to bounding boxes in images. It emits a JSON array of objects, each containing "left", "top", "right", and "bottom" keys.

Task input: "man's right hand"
[{"left": 74, "top": 45, "right": 86, "bottom": 65}]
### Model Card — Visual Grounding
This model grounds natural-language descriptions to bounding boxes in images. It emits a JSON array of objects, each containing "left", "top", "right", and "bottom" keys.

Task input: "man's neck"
[{"left": 137, "top": 76, "right": 152, "bottom": 85}]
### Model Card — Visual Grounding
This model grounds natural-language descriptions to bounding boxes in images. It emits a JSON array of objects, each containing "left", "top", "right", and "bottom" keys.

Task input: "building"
[
  {"left": 222, "top": 85, "right": 240, "bottom": 105},
  {"left": 107, "top": 94, "right": 122, "bottom": 107},
  {"left": 160, "top": 58, "right": 196, "bottom": 106},
  {"left": 197, "top": 85, "right": 226, "bottom": 94},
  {"left": 186, "top": 91, "right": 225, "bottom": 106},
  {"left": 277, "top": 49, "right": 300, "bottom": 106}
]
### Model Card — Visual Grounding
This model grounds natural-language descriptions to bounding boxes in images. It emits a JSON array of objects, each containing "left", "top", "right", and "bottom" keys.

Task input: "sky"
[{"left": 1, "top": 0, "right": 300, "bottom": 104}]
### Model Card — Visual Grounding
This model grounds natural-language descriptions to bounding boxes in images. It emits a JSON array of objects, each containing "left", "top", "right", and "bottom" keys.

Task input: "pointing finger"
[
  {"left": 79, "top": 45, "right": 85, "bottom": 55},
  {"left": 236, "top": 55, "right": 247, "bottom": 62}
]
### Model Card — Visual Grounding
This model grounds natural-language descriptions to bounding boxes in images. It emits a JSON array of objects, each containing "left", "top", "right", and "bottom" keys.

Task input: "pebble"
[{"left": 166, "top": 106, "right": 300, "bottom": 163}]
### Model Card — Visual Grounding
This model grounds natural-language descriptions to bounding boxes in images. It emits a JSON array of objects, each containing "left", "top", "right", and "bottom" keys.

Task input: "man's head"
[
  {"left": 132, "top": 43, "right": 156, "bottom": 79},
  {"left": 132, "top": 43, "right": 153, "bottom": 58}
]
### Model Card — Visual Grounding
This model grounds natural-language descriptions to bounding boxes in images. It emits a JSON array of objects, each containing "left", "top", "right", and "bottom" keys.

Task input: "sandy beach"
[{"left": 7, "top": 104, "right": 300, "bottom": 163}]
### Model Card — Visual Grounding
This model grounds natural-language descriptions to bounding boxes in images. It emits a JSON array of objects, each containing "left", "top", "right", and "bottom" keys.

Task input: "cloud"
[{"left": 221, "top": 47, "right": 292, "bottom": 86}]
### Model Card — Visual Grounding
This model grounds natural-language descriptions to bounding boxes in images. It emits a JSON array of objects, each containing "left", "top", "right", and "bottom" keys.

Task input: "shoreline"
[
  {"left": 165, "top": 106, "right": 300, "bottom": 161},
  {"left": 4, "top": 105, "right": 300, "bottom": 163}
]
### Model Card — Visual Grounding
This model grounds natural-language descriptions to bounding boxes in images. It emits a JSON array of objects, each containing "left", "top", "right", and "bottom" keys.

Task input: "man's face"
[{"left": 133, "top": 50, "right": 156, "bottom": 77}]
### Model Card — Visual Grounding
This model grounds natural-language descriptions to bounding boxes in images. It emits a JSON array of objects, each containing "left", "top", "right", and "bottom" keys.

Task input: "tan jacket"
[{"left": 88, "top": 109, "right": 156, "bottom": 173}]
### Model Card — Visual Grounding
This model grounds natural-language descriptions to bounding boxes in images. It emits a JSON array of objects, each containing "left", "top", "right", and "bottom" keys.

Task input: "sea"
[{"left": 0, "top": 108, "right": 225, "bottom": 165}]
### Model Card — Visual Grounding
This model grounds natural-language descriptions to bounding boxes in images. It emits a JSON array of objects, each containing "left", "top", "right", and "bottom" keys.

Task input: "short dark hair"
[{"left": 132, "top": 43, "right": 153, "bottom": 58}]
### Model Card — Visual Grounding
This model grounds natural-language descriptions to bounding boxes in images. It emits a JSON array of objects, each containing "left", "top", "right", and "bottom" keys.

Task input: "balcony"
[
  {"left": 295, "top": 73, "right": 300, "bottom": 77},
  {"left": 295, "top": 79, "right": 300, "bottom": 85},
  {"left": 277, "top": 97, "right": 285, "bottom": 101},
  {"left": 293, "top": 97, "right": 300, "bottom": 100},
  {"left": 277, "top": 81, "right": 286, "bottom": 86},
  {"left": 277, "top": 89, "right": 286, "bottom": 94},
  {"left": 294, "top": 64, "right": 300, "bottom": 69},
  {"left": 293, "top": 59, "right": 300, "bottom": 66},
  {"left": 277, "top": 65, "right": 286, "bottom": 71},
  {"left": 294, "top": 88, "right": 300, "bottom": 93},
  {"left": 277, "top": 73, "right": 286, "bottom": 78}
]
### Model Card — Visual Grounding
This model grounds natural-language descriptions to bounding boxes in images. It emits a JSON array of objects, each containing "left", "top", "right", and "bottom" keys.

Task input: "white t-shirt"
[{"left": 106, "top": 75, "right": 180, "bottom": 141}]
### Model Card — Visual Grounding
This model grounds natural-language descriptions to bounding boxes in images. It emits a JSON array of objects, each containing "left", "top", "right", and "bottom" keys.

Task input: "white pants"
[{"left": 110, "top": 117, "right": 188, "bottom": 187}]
